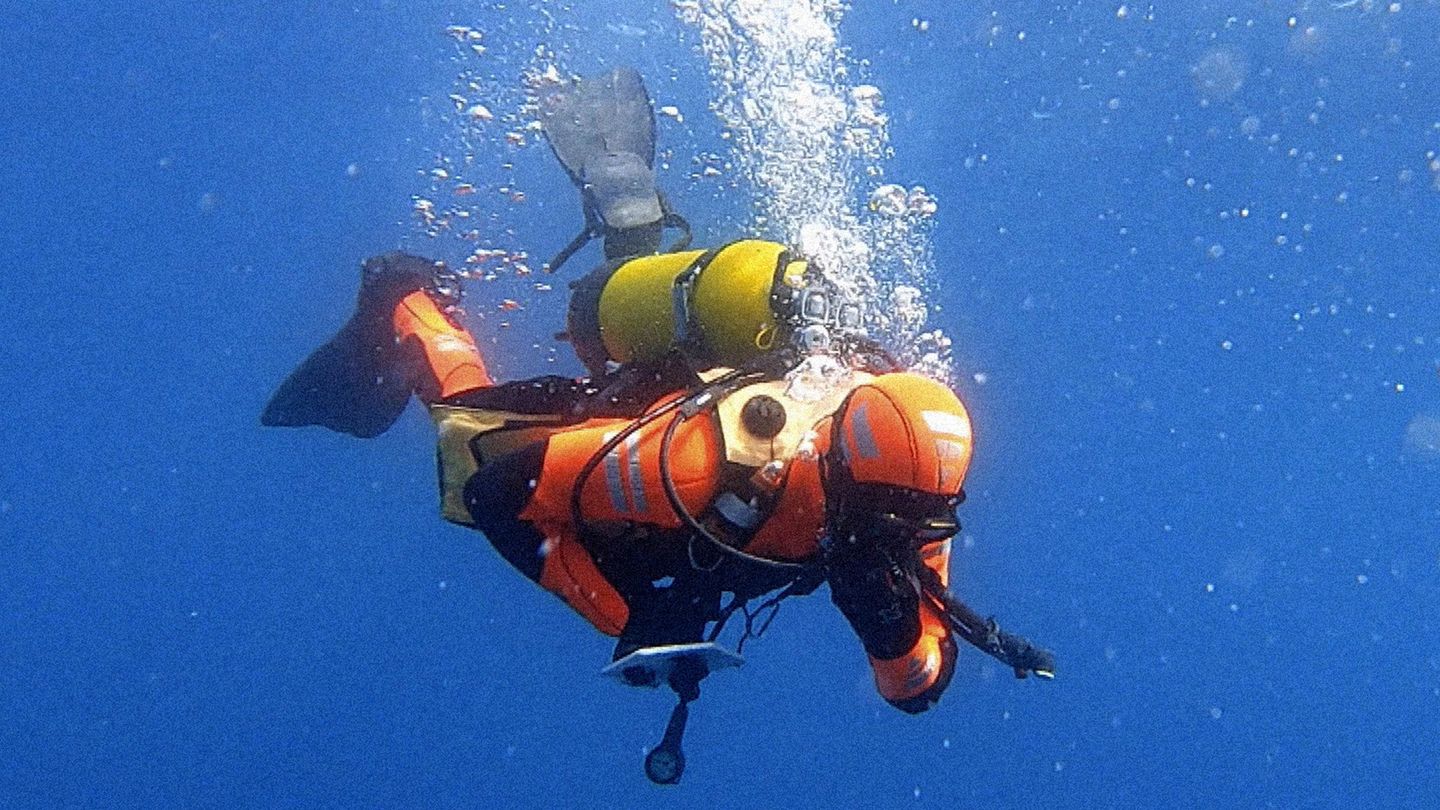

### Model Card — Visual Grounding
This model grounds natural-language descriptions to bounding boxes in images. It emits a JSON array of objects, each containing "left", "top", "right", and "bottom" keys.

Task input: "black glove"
[{"left": 825, "top": 540, "right": 922, "bottom": 661}]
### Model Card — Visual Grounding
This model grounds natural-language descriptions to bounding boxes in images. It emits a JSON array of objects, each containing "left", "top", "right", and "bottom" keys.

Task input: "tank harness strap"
[
  {"left": 668, "top": 241, "right": 794, "bottom": 365},
  {"left": 546, "top": 201, "right": 694, "bottom": 276},
  {"left": 670, "top": 246, "right": 725, "bottom": 358},
  {"left": 545, "top": 204, "right": 604, "bottom": 275}
]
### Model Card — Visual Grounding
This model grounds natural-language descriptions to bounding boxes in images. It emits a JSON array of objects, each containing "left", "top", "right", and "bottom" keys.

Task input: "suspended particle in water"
[{"left": 1192, "top": 49, "right": 1247, "bottom": 104}]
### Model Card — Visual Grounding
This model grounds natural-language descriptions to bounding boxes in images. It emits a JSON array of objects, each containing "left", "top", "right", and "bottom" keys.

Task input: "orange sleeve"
[
  {"left": 867, "top": 539, "right": 958, "bottom": 713},
  {"left": 521, "top": 408, "right": 721, "bottom": 529}
]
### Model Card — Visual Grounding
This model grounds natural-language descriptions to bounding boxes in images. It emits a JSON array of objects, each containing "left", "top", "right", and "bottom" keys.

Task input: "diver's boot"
[{"left": 262, "top": 252, "right": 491, "bottom": 438}]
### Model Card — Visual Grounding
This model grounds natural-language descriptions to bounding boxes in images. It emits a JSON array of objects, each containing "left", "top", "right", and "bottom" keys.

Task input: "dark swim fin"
[
  {"left": 261, "top": 253, "right": 438, "bottom": 438},
  {"left": 540, "top": 67, "right": 687, "bottom": 264}
]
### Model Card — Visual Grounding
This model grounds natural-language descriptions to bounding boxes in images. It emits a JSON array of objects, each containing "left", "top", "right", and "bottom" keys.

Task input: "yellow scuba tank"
[{"left": 567, "top": 239, "right": 840, "bottom": 375}]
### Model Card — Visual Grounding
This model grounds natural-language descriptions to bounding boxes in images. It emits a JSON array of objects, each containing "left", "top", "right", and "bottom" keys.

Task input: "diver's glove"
[{"left": 823, "top": 536, "right": 924, "bottom": 661}]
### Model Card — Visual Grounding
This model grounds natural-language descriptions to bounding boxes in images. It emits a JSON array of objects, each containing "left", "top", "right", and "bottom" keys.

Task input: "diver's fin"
[
  {"left": 261, "top": 253, "right": 438, "bottom": 439},
  {"left": 540, "top": 67, "right": 666, "bottom": 261},
  {"left": 540, "top": 66, "right": 656, "bottom": 187}
]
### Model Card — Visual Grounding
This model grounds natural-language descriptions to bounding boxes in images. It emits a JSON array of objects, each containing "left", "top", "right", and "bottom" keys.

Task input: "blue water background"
[{"left": 3, "top": 1, "right": 1438, "bottom": 807}]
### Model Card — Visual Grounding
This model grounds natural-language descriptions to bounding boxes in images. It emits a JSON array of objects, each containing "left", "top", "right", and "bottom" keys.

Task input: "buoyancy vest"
[
  {"left": 431, "top": 404, "right": 573, "bottom": 527},
  {"left": 429, "top": 370, "right": 873, "bottom": 558},
  {"left": 697, "top": 372, "right": 873, "bottom": 560}
]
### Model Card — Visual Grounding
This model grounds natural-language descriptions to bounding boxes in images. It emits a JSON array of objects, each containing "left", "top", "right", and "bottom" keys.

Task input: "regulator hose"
[{"left": 914, "top": 564, "right": 1056, "bottom": 680}]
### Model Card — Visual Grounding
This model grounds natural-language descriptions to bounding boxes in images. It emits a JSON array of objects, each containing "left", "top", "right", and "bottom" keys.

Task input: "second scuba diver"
[{"left": 263, "top": 67, "right": 1053, "bottom": 783}]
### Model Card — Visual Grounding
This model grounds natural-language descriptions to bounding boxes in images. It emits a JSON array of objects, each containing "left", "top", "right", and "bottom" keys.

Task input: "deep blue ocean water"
[{"left": 4, "top": 1, "right": 1439, "bottom": 807}]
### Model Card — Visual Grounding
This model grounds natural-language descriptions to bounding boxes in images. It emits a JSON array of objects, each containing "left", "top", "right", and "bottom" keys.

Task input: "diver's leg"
[
  {"left": 263, "top": 252, "right": 492, "bottom": 436},
  {"left": 464, "top": 439, "right": 631, "bottom": 636},
  {"left": 463, "top": 442, "right": 549, "bottom": 581},
  {"left": 391, "top": 285, "right": 492, "bottom": 402}
]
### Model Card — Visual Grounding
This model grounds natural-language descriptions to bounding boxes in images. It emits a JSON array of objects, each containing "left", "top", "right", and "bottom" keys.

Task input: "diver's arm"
[{"left": 827, "top": 539, "right": 957, "bottom": 713}]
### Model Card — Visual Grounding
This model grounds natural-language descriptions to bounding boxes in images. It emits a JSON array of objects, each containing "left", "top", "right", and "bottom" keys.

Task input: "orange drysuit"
[{"left": 396, "top": 288, "right": 963, "bottom": 712}]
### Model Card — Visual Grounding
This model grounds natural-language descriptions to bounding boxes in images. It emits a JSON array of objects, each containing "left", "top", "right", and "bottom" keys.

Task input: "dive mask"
[{"left": 831, "top": 483, "right": 962, "bottom": 551}]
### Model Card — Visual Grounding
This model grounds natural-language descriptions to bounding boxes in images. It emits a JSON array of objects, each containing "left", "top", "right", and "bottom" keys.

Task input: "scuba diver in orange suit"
[{"left": 263, "top": 67, "right": 1052, "bottom": 783}]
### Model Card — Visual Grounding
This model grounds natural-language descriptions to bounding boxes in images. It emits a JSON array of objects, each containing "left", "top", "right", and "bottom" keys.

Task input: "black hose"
[
  {"left": 656, "top": 406, "right": 815, "bottom": 575},
  {"left": 568, "top": 395, "right": 685, "bottom": 535},
  {"left": 914, "top": 564, "right": 1056, "bottom": 680},
  {"left": 568, "top": 368, "right": 751, "bottom": 537}
]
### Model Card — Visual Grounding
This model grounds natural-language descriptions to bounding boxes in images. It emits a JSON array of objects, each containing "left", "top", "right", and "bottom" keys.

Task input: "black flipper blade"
[
  {"left": 540, "top": 66, "right": 656, "bottom": 181},
  {"left": 261, "top": 252, "right": 437, "bottom": 439},
  {"left": 261, "top": 317, "right": 418, "bottom": 439},
  {"left": 540, "top": 67, "right": 663, "bottom": 232}
]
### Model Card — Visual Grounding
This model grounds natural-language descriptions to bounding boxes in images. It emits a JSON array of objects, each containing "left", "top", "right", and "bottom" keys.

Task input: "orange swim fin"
[{"left": 262, "top": 252, "right": 473, "bottom": 438}]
